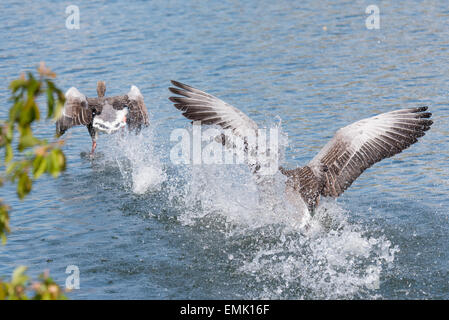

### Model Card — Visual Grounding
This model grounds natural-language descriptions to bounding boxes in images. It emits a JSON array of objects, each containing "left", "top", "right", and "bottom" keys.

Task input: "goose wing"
[
  {"left": 282, "top": 107, "right": 433, "bottom": 212},
  {"left": 56, "top": 87, "right": 92, "bottom": 136},
  {"left": 168, "top": 80, "right": 258, "bottom": 137},
  {"left": 126, "top": 85, "right": 149, "bottom": 131},
  {"left": 309, "top": 107, "right": 432, "bottom": 198},
  {"left": 168, "top": 80, "right": 262, "bottom": 172}
]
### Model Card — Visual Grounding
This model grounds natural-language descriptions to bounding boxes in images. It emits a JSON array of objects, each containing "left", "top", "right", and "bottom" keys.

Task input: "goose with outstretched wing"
[
  {"left": 56, "top": 81, "right": 149, "bottom": 154},
  {"left": 168, "top": 80, "right": 433, "bottom": 215}
]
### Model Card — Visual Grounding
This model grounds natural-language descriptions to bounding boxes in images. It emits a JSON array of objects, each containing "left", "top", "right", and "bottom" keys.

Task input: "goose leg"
[
  {"left": 87, "top": 123, "right": 98, "bottom": 155},
  {"left": 91, "top": 140, "right": 97, "bottom": 154}
]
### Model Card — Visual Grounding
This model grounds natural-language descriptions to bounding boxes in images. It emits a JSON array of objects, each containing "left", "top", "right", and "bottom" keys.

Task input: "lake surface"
[{"left": 0, "top": 0, "right": 448, "bottom": 299}]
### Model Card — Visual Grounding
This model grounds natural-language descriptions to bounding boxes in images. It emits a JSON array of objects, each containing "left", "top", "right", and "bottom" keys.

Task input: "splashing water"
[
  {"left": 97, "top": 121, "right": 398, "bottom": 299},
  {"left": 237, "top": 201, "right": 400, "bottom": 299},
  {"left": 163, "top": 123, "right": 399, "bottom": 299},
  {"left": 103, "top": 126, "right": 167, "bottom": 194}
]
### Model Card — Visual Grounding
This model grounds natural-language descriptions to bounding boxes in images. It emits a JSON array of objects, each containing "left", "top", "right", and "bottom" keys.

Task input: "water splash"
[
  {"left": 167, "top": 137, "right": 399, "bottom": 299},
  {"left": 96, "top": 120, "right": 399, "bottom": 299},
  {"left": 103, "top": 126, "right": 166, "bottom": 194},
  {"left": 237, "top": 201, "right": 399, "bottom": 299}
]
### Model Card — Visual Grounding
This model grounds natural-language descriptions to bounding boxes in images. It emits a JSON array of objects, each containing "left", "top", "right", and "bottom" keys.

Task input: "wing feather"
[
  {"left": 308, "top": 107, "right": 433, "bottom": 198},
  {"left": 56, "top": 87, "right": 92, "bottom": 136},
  {"left": 168, "top": 80, "right": 258, "bottom": 138},
  {"left": 169, "top": 80, "right": 265, "bottom": 173},
  {"left": 126, "top": 85, "right": 149, "bottom": 131}
]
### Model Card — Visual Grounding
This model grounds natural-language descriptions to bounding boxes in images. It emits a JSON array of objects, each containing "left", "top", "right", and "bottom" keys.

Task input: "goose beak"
[{"left": 123, "top": 115, "right": 127, "bottom": 123}]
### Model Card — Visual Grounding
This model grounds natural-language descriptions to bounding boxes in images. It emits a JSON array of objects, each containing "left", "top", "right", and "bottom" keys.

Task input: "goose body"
[
  {"left": 56, "top": 81, "right": 149, "bottom": 154},
  {"left": 168, "top": 80, "right": 433, "bottom": 215}
]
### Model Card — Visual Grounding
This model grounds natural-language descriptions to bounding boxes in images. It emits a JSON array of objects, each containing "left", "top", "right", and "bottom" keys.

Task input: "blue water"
[{"left": 0, "top": 0, "right": 448, "bottom": 299}]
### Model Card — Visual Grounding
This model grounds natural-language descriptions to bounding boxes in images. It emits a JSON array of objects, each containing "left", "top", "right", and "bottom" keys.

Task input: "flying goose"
[
  {"left": 56, "top": 81, "right": 149, "bottom": 154},
  {"left": 168, "top": 80, "right": 433, "bottom": 215}
]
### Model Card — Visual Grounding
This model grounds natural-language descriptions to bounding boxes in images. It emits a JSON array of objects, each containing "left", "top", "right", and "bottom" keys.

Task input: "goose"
[
  {"left": 56, "top": 81, "right": 149, "bottom": 154},
  {"left": 168, "top": 80, "right": 433, "bottom": 215}
]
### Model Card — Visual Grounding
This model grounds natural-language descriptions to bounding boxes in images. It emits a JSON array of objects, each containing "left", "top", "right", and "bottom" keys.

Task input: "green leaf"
[
  {"left": 11, "top": 266, "right": 28, "bottom": 287},
  {"left": 32, "top": 155, "right": 47, "bottom": 179},
  {"left": 9, "top": 79, "right": 27, "bottom": 93},
  {"left": 17, "top": 172, "right": 32, "bottom": 199},
  {"left": 54, "top": 100, "right": 64, "bottom": 121},
  {"left": 5, "top": 144, "right": 13, "bottom": 163},
  {"left": 18, "top": 130, "right": 40, "bottom": 151},
  {"left": 6, "top": 162, "right": 18, "bottom": 176},
  {"left": 6, "top": 123, "right": 13, "bottom": 141},
  {"left": 48, "top": 149, "right": 61, "bottom": 177},
  {"left": 1, "top": 67, "right": 68, "bottom": 246},
  {"left": 26, "top": 76, "right": 40, "bottom": 99},
  {"left": 19, "top": 100, "right": 39, "bottom": 127},
  {"left": 46, "top": 87, "right": 55, "bottom": 118},
  {"left": 0, "top": 202, "right": 10, "bottom": 245},
  {"left": 9, "top": 100, "right": 23, "bottom": 123}
]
